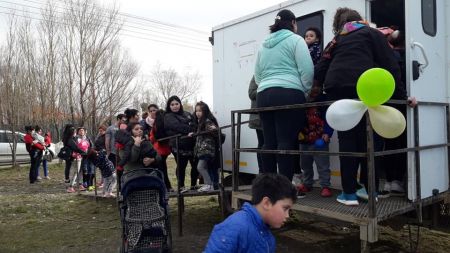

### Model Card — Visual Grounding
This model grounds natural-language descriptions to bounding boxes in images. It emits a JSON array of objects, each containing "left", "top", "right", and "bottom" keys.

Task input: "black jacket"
[
  {"left": 315, "top": 26, "right": 407, "bottom": 100},
  {"left": 120, "top": 136, "right": 159, "bottom": 169},
  {"left": 94, "top": 134, "right": 106, "bottom": 151},
  {"left": 164, "top": 111, "right": 197, "bottom": 153},
  {"left": 63, "top": 137, "right": 87, "bottom": 156}
]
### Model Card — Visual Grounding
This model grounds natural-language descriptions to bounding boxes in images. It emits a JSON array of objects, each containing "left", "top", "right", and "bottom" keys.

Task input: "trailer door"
[{"left": 405, "top": 0, "right": 448, "bottom": 200}]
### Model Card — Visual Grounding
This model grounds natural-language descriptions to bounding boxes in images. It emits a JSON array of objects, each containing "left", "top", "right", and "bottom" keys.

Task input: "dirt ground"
[{"left": 0, "top": 159, "right": 449, "bottom": 253}]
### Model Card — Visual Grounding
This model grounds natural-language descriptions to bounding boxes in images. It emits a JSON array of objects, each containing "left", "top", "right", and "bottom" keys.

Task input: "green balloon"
[{"left": 356, "top": 68, "right": 395, "bottom": 107}]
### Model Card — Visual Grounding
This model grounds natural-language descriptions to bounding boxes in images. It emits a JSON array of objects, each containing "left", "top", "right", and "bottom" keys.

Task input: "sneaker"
[
  {"left": 190, "top": 185, "right": 201, "bottom": 190},
  {"left": 356, "top": 187, "right": 378, "bottom": 201},
  {"left": 87, "top": 186, "right": 95, "bottom": 191},
  {"left": 383, "top": 181, "right": 391, "bottom": 192},
  {"left": 320, "top": 187, "right": 332, "bottom": 197},
  {"left": 297, "top": 192, "right": 306, "bottom": 199},
  {"left": 336, "top": 192, "right": 359, "bottom": 206},
  {"left": 66, "top": 187, "right": 75, "bottom": 193},
  {"left": 356, "top": 188, "right": 368, "bottom": 200},
  {"left": 64, "top": 179, "right": 70, "bottom": 184},
  {"left": 104, "top": 193, "right": 116, "bottom": 198},
  {"left": 198, "top": 185, "right": 213, "bottom": 192},
  {"left": 98, "top": 184, "right": 104, "bottom": 189},
  {"left": 378, "top": 190, "right": 391, "bottom": 199},
  {"left": 390, "top": 180, "right": 405, "bottom": 196},
  {"left": 79, "top": 185, "right": 86, "bottom": 191},
  {"left": 37, "top": 176, "right": 42, "bottom": 180},
  {"left": 179, "top": 186, "right": 189, "bottom": 193},
  {"left": 44, "top": 176, "right": 51, "bottom": 180},
  {"left": 297, "top": 184, "right": 312, "bottom": 193}
]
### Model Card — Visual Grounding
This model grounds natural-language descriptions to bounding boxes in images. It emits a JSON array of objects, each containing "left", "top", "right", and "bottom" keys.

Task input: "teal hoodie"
[{"left": 254, "top": 29, "right": 313, "bottom": 93}]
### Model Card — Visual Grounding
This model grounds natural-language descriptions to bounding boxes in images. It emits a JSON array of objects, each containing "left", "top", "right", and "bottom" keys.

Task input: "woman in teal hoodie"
[{"left": 254, "top": 9, "right": 313, "bottom": 181}]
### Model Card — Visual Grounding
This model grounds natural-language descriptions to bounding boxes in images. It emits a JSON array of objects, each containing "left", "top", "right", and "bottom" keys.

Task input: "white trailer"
[
  {"left": 212, "top": 0, "right": 449, "bottom": 199},
  {"left": 211, "top": 0, "right": 450, "bottom": 249}
]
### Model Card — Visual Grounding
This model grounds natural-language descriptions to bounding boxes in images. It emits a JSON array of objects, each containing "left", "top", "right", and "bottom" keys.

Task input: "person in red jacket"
[
  {"left": 36, "top": 127, "right": 52, "bottom": 180},
  {"left": 24, "top": 125, "right": 45, "bottom": 184}
]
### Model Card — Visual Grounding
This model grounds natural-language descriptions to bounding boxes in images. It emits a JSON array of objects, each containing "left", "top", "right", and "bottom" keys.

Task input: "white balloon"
[
  {"left": 368, "top": 105, "right": 406, "bottom": 138},
  {"left": 326, "top": 99, "right": 368, "bottom": 131}
]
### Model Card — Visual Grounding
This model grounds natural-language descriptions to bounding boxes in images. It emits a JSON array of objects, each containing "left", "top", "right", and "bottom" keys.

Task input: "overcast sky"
[
  {"left": 109, "top": 0, "right": 284, "bottom": 104},
  {"left": 0, "top": 0, "right": 284, "bottom": 104}
]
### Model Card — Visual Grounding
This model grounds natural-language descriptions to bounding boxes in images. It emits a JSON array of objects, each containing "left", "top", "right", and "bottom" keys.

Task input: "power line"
[
  {"left": 0, "top": 0, "right": 210, "bottom": 46},
  {"left": 22, "top": 0, "right": 209, "bottom": 40},
  {"left": 24, "top": 0, "right": 209, "bottom": 35},
  {"left": 0, "top": 11, "right": 211, "bottom": 51},
  {"left": 0, "top": 5, "right": 211, "bottom": 48}
]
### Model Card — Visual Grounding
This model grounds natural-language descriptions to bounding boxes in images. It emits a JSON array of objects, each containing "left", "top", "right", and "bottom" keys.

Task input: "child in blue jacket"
[{"left": 204, "top": 173, "right": 297, "bottom": 253}]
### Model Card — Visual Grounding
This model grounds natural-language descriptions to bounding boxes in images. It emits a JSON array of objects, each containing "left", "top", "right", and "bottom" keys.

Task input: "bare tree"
[
  {"left": 149, "top": 63, "right": 202, "bottom": 105},
  {"left": 0, "top": 0, "right": 141, "bottom": 148},
  {"left": 95, "top": 42, "right": 140, "bottom": 125}
]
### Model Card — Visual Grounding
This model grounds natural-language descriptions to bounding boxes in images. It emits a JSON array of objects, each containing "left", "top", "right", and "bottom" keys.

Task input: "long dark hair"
[
  {"left": 269, "top": 9, "right": 296, "bottom": 33},
  {"left": 165, "top": 95, "right": 184, "bottom": 113},
  {"left": 153, "top": 109, "right": 167, "bottom": 140},
  {"left": 332, "top": 7, "right": 363, "bottom": 35},
  {"left": 62, "top": 124, "right": 75, "bottom": 144},
  {"left": 194, "top": 101, "right": 218, "bottom": 131},
  {"left": 124, "top": 108, "right": 139, "bottom": 122}
]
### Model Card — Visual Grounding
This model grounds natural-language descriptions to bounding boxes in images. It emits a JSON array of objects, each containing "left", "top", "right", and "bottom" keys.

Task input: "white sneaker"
[
  {"left": 383, "top": 181, "right": 391, "bottom": 192},
  {"left": 179, "top": 186, "right": 190, "bottom": 193},
  {"left": 390, "top": 180, "right": 405, "bottom": 196},
  {"left": 197, "top": 184, "right": 213, "bottom": 192}
]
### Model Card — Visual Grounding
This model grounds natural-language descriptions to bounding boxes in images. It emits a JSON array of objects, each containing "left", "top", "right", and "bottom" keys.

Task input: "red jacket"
[
  {"left": 44, "top": 133, "right": 52, "bottom": 146},
  {"left": 149, "top": 127, "right": 171, "bottom": 156},
  {"left": 24, "top": 133, "right": 45, "bottom": 152}
]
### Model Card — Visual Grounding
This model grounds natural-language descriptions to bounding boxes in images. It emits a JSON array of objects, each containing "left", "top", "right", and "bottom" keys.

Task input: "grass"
[{"left": 0, "top": 159, "right": 449, "bottom": 252}]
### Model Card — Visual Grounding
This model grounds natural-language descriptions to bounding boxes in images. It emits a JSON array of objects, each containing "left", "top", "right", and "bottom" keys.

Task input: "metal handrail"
[{"left": 229, "top": 99, "right": 450, "bottom": 223}]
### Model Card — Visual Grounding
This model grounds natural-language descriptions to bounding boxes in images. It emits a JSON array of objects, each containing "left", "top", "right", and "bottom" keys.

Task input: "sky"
[
  {"left": 107, "top": 0, "right": 284, "bottom": 104},
  {"left": 0, "top": 0, "right": 284, "bottom": 105}
]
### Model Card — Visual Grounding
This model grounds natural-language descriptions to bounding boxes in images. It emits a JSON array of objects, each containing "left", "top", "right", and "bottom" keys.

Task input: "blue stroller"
[{"left": 119, "top": 168, "right": 172, "bottom": 253}]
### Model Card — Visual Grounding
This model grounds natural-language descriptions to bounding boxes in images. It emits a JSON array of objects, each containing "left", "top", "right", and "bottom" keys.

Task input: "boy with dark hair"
[{"left": 204, "top": 173, "right": 297, "bottom": 253}]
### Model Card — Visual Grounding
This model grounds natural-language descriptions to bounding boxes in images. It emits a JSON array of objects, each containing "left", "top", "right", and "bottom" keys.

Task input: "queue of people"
[
  {"left": 204, "top": 7, "right": 417, "bottom": 253},
  {"left": 56, "top": 97, "right": 222, "bottom": 196},
  {"left": 250, "top": 7, "right": 416, "bottom": 207}
]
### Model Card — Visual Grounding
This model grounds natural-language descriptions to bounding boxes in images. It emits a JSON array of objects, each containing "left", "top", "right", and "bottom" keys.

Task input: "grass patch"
[{"left": 0, "top": 158, "right": 449, "bottom": 252}]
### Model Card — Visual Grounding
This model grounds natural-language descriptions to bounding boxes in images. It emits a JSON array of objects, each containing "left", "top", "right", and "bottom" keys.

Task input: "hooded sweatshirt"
[{"left": 255, "top": 29, "right": 313, "bottom": 94}]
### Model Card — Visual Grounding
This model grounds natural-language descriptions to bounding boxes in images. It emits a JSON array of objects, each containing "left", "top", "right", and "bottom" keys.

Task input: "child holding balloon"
[{"left": 297, "top": 84, "right": 334, "bottom": 197}]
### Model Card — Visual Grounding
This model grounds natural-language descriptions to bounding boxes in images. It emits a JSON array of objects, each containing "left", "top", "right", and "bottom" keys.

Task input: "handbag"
[{"left": 57, "top": 146, "right": 72, "bottom": 161}]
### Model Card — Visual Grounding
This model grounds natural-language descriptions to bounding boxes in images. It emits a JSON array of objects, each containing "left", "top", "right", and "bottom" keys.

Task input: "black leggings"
[
  {"left": 172, "top": 152, "right": 198, "bottom": 188},
  {"left": 160, "top": 155, "right": 172, "bottom": 190},
  {"left": 257, "top": 87, "right": 306, "bottom": 181}
]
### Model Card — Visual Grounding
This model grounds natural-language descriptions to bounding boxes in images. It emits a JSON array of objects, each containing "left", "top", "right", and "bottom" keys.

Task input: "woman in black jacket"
[
  {"left": 314, "top": 8, "right": 416, "bottom": 206},
  {"left": 164, "top": 96, "right": 198, "bottom": 192},
  {"left": 119, "top": 122, "right": 159, "bottom": 171},
  {"left": 62, "top": 124, "right": 87, "bottom": 185}
]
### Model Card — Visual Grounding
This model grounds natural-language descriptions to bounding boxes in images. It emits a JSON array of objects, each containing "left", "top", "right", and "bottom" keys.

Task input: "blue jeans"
[
  {"left": 300, "top": 144, "right": 331, "bottom": 188},
  {"left": 197, "top": 156, "right": 219, "bottom": 186},
  {"left": 38, "top": 159, "right": 48, "bottom": 177}
]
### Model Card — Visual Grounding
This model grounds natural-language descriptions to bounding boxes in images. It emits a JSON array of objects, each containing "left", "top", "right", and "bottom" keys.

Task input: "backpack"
[{"left": 57, "top": 146, "right": 72, "bottom": 161}]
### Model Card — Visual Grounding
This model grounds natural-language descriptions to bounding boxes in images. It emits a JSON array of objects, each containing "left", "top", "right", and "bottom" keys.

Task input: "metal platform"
[{"left": 232, "top": 187, "right": 447, "bottom": 225}]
